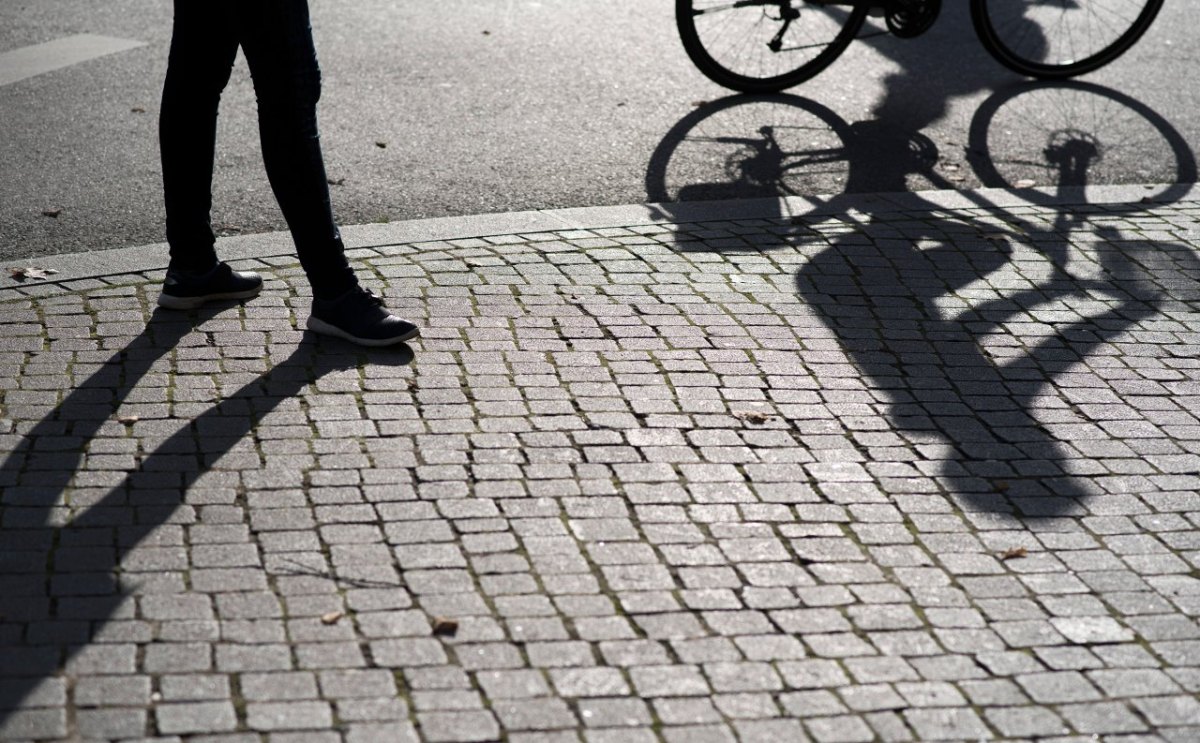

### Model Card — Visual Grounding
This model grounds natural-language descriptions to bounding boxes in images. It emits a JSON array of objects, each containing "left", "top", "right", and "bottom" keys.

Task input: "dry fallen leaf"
[
  {"left": 734, "top": 411, "right": 773, "bottom": 424},
  {"left": 375, "top": 141, "right": 388, "bottom": 149},
  {"left": 432, "top": 617, "right": 459, "bottom": 636},
  {"left": 327, "top": 177, "right": 346, "bottom": 186},
  {"left": 116, "top": 415, "right": 140, "bottom": 425},
  {"left": 9, "top": 266, "right": 58, "bottom": 281},
  {"left": 691, "top": 100, "right": 710, "bottom": 108},
  {"left": 321, "top": 611, "right": 344, "bottom": 625},
  {"left": 42, "top": 209, "right": 62, "bottom": 218},
  {"left": 131, "top": 107, "right": 146, "bottom": 114},
  {"left": 1000, "top": 546, "right": 1028, "bottom": 560}
]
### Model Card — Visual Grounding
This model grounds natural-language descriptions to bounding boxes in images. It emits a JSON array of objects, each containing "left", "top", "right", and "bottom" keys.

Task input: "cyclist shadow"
[
  {"left": 799, "top": 108, "right": 1196, "bottom": 513},
  {"left": 795, "top": 214, "right": 1174, "bottom": 513},
  {"left": 644, "top": 81, "right": 1198, "bottom": 515},
  {"left": 0, "top": 305, "right": 413, "bottom": 715}
]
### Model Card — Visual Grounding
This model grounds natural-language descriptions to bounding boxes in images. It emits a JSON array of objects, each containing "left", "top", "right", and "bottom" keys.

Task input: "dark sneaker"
[
  {"left": 158, "top": 262, "right": 263, "bottom": 310},
  {"left": 307, "top": 287, "right": 420, "bottom": 346}
]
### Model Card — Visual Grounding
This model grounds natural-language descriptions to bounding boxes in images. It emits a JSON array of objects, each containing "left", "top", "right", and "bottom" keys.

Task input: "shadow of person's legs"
[{"left": 0, "top": 305, "right": 412, "bottom": 718}]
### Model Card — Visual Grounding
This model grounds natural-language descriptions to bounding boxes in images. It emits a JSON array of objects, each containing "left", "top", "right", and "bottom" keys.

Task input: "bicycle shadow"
[
  {"left": 0, "top": 304, "right": 414, "bottom": 717},
  {"left": 643, "top": 80, "right": 1199, "bottom": 515}
]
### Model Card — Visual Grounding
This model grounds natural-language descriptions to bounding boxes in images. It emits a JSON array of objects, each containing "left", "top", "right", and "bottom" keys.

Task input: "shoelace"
[
  {"left": 359, "top": 288, "right": 384, "bottom": 307},
  {"left": 347, "top": 287, "right": 386, "bottom": 311}
]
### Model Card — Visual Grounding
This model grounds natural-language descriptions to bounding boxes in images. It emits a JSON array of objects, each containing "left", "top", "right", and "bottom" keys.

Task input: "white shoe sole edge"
[
  {"left": 306, "top": 316, "right": 420, "bottom": 347},
  {"left": 157, "top": 288, "right": 262, "bottom": 310}
]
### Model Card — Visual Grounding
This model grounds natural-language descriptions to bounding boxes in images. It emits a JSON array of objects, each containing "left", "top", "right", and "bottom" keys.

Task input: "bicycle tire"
[
  {"left": 676, "top": 1, "right": 868, "bottom": 93},
  {"left": 971, "top": 0, "right": 1164, "bottom": 79}
]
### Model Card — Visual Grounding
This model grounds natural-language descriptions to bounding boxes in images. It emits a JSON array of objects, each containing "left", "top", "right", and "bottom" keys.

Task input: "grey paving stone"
[
  {"left": 549, "top": 667, "right": 630, "bottom": 697},
  {"left": 345, "top": 722, "right": 420, "bottom": 743},
  {"left": 245, "top": 701, "right": 333, "bottom": 731},
  {"left": 1017, "top": 671, "right": 1103, "bottom": 704},
  {"left": 712, "top": 691, "right": 778, "bottom": 719},
  {"left": 629, "top": 665, "right": 712, "bottom": 698},
  {"left": 984, "top": 706, "right": 1069, "bottom": 738},
  {"left": 417, "top": 710, "right": 501, "bottom": 743},
  {"left": 70, "top": 675, "right": 151, "bottom": 708},
  {"left": 582, "top": 730, "right": 657, "bottom": 743},
  {"left": 158, "top": 674, "right": 231, "bottom": 702},
  {"left": 576, "top": 697, "right": 651, "bottom": 728},
  {"left": 0, "top": 708, "right": 68, "bottom": 741},
  {"left": 902, "top": 707, "right": 992, "bottom": 740},
  {"left": 336, "top": 697, "right": 410, "bottom": 723},
  {"left": 1132, "top": 694, "right": 1200, "bottom": 726},
  {"left": 492, "top": 697, "right": 579, "bottom": 730},
  {"left": 835, "top": 686, "right": 902, "bottom": 715},
  {"left": 803, "top": 714, "right": 876, "bottom": 743},
  {"left": 75, "top": 707, "right": 148, "bottom": 739},
  {"left": 660, "top": 723, "right": 737, "bottom": 743},
  {"left": 241, "top": 672, "right": 319, "bottom": 701},
  {"left": 155, "top": 702, "right": 238, "bottom": 735},
  {"left": 1050, "top": 616, "right": 1136, "bottom": 644},
  {"left": 1058, "top": 701, "right": 1149, "bottom": 735},
  {"left": 317, "top": 669, "right": 398, "bottom": 699},
  {"left": 143, "top": 642, "right": 212, "bottom": 674}
]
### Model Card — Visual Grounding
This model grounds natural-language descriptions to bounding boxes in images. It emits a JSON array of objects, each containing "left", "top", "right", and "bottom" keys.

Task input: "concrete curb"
[{"left": 3, "top": 183, "right": 1196, "bottom": 293}]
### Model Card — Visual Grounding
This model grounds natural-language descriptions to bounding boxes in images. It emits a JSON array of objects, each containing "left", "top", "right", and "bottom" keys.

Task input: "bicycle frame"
[
  {"left": 700, "top": 0, "right": 940, "bottom": 51},
  {"left": 697, "top": 1, "right": 896, "bottom": 9}
]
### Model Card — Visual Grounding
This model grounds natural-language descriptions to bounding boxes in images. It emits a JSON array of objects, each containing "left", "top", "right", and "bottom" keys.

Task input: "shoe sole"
[
  {"left": 306, "top": 316, "right": 421, "bottom": 346},
  {"left": 157, "top": 287, "right": 262, "bottom": 310}
]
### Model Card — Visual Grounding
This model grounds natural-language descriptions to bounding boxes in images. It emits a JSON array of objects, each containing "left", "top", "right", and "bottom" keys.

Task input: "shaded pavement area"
[{"left": 2, "top": 189, "right": 1200, "bottom": 741}]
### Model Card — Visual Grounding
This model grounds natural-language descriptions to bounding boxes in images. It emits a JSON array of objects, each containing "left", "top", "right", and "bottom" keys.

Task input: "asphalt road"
[{"left": 2, "top": 0, "right": 1197, "bottom": 262}]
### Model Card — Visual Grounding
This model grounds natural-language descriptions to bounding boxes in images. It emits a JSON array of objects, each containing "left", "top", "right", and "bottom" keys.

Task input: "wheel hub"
[{"left": 886, "top": 0, "right": 941, "bottom": 38}]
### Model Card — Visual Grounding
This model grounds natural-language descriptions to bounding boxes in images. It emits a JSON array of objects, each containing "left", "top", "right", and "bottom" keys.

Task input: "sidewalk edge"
[{"left": 3, "top": 183, "right": 1195, "bottom": 293}]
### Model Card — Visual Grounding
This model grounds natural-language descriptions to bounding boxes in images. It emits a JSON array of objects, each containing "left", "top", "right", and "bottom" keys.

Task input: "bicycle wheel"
[
  {"left": 971, "top": 0, "right": 1164, "bottom": 79},
  {"left": 676, "top": 1, "right": 868, "bottom": 93}
]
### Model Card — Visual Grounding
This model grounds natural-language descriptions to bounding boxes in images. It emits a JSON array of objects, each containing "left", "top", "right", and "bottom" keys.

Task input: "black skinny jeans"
[{"left": 160, "top": 0, "right": 355, "bottom": 298}]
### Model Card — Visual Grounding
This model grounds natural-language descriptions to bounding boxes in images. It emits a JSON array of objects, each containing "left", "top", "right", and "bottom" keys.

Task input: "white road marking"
[{"left": 0, "top": 34, "right": 147, "bottom": 88}]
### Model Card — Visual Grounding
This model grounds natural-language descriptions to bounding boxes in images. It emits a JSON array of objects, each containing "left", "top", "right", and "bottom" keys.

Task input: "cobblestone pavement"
[{"left": 2, "top": 193, "right": 1200, "bottom": 742}]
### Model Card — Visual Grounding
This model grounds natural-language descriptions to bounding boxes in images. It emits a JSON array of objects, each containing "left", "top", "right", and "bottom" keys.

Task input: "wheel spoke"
[{"left": 679, "top": 0, "right": 862, "bottom": 90}]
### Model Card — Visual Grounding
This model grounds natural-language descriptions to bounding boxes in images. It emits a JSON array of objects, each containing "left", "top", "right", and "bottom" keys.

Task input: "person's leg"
[
  {"left": 160, "top": 0, "right": 240, "bottom": 273},
  {"left": 231, "top": 0, "right": 417, "bottom": 345},
  {"left": 233, "top": 0, "right": 357, "bottom": 300},
  {"left": 157, "top": 0, "right": 263, "bottom": 309}
]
